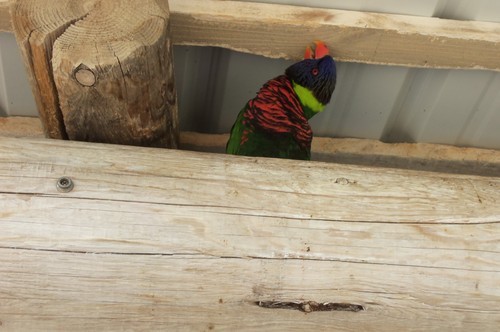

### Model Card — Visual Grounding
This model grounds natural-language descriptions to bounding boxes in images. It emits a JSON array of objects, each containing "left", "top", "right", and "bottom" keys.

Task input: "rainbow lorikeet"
[{"left": 226, "top": 41, "right": 337, "bottom": 160}]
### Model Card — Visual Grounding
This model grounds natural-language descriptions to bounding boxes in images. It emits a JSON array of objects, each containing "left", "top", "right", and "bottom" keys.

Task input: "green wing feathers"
[{"left": 226, "top": 41, "right": 336, "bottom": 160}]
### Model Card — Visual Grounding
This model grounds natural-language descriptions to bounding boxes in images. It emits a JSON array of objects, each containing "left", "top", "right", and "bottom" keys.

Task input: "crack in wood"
[
  {"left": 1, "top": 246, "right": 495, "bottom": 273},
  {"left": 0, "top": 246, "right": 207, "bottom": 257},
  {"left": 1, "top": 191, "right": 499, "bottom": 226},
  {"left": 27, "top": 10, "right": 92, "bottom": 140},
  {"left": 255, "top": 301, "right": 365, "bottom": 313},
  {"left": 468, "top": 179, "right": 484, "bottom": 204},
  {"left": 247, "top": 255, "right": 500, "bottom": 273}
]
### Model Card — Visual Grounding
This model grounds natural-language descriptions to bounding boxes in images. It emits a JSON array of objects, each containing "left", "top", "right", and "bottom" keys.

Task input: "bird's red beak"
[{"left": 304, "top": 40, "right": 329, "bottom": 60}]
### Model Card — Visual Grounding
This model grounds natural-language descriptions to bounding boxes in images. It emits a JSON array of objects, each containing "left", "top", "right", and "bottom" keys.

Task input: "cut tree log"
[
  {"left": 0, "top": 136, "right": 499, "bottom": 330},
  {"left": 9, "top": 0, "right": 178, "bottom": 146},
  {"left": 3, "top": 0, "right": 500, "bottom": 71}
]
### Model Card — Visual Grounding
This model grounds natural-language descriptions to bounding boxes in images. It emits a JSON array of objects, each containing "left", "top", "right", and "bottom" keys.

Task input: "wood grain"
[
  {"left": 0, "top": 0, "right": 9, "bottom": 31},
  {"left": 0, "top": 116, "right": 44, "bottom": 137},
  {"left": 1, "top": 249, "right": 499, "bottom": 331},
  {"left": 0, "top": 136, "right": 499, "bottom": 330},
  {"left": 9, "top": 0, "right": 81, "bottom": 139},
  {"left": 10, "top": 0, "right": 179, "bottom": 146},
  {"left": 3, "top": 0, "right": 500, "bottom": 71}
]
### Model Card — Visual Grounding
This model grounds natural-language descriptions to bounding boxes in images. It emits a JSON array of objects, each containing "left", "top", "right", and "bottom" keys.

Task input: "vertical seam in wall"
[
  {"left": 203, "top": 47, "right": 230, "bottom": 133},
  {"left": 454, "top": 72, "right": 496, "bottom": 146},
  {"left": 379, "top": 68, "right": 418, "bottom": 143},
  {"left": 0, "top": 42, "right": 9, "bottom": 116}
]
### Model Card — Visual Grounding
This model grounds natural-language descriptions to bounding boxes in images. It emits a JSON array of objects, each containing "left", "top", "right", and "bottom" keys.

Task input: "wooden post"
[{"left": 10, "top": 0, "right": 178, "bottom": 147}]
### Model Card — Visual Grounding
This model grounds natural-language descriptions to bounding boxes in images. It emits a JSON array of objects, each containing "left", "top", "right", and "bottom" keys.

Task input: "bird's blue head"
[
  {"left": 285, "top": 55, "right": 337, "bottom": 106},
  {"left": 285, "top": 41, "right": 337, "bottom": 119}
]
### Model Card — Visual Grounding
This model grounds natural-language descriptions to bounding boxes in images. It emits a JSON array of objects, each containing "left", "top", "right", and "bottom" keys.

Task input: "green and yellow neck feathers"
[{"left": 292, "top": 81, "right": 326, "bottom": 120}]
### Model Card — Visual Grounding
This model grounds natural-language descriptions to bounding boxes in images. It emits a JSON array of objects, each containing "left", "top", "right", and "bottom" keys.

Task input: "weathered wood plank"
[
  {"left": 1, "top": 137, "right": 499, "bottom": 224},
  {"left": 1, "top": 116, "right": 500, "bottom": 177},
  {"left": 10, "top": 0, "right": 179, "bottom": 146},
  {"left": 169, "top": 0, "right": 500, "bottom": 71},
  {"left": 1, "top": 249, "right": 498, "bottom": 331},
  {"left": 2, "top": 193, "right": 499, "bottom": 270},
  {"left": 3, "top": 0, "right": 500, "bottom": 71},
  {"left": 0, "top": 0, "right": 9, "bottom": 31},
  {"left": 181, "top": 131, "right": 500, "bottom": 177},
  {"left": 0, "top": 136, "right": 499, "bottom": 330},
  {"left": 0, "top": 116, "right": 44, "bottom": 137}
]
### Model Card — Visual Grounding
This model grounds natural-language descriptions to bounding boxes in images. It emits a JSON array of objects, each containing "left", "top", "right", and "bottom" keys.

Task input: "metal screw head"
[{"left": 56, "top": 177, "right": 74, "bottom": 193}]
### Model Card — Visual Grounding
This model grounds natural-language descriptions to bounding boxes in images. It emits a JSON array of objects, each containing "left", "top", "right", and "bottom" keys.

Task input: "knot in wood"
[
  {"left": 74, "top": 65, "right": 96, "bottom": 87},
  {"left": 335, "top": 177, "right": 356, "bottom": 185}
]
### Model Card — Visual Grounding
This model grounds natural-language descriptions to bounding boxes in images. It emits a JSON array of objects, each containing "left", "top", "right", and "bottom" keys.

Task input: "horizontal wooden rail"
[
  {"left": 2, "top": 116, "right": 500, "bottom": 177},
  {"left": 0, "top": 117, "right": 500, "bottom": 177},
  {"left": 0, "top": 136, "right": 500, "bottom": 330},
  {"left": 1, "top": 0, "right": 500, "bottom": 71},
  {"left": 0, "top": 0, "right": 8, "bottom": 31}
]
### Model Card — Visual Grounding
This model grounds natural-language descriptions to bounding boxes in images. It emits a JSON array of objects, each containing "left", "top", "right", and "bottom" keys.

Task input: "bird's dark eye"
[{"left": 312, "top": 68, "right": 319, "bottom": 76}]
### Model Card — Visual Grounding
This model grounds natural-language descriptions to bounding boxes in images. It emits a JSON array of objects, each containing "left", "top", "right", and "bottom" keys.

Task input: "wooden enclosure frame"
[{"left": 0, "top": 0, "right": 500, "bottom": 330}]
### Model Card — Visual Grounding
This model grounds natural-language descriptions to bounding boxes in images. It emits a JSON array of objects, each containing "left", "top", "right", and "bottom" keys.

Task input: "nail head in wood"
[
  {"left": 56, "top": 176, "right": 74, "bottom": 193},
  {"left": 74, "top": 65, "right": 96, "bottom": 87}
]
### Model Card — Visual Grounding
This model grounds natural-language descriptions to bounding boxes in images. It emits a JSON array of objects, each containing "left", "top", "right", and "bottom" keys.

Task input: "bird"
[{"left": 226, "top": 41, "right": 337, "bottom": 160}]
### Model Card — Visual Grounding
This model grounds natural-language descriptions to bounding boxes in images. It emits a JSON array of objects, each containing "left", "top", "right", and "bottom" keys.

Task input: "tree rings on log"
[{"left": 11, "top": 0, "right": 178, "bottom": 147}]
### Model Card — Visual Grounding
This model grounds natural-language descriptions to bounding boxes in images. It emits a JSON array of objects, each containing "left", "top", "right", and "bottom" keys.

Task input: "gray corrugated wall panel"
[
  {"left": 413, "top": 71, "right": 498, "bottom": 146},
  {"left": 0, "top": 33, "right": 37, "bottom": 117},
  {"left": 433, "top": 0, "right": 500, "bottom": 22},
  {"left": 174, "top": 46, "right": 219, "bottom": 132},
  {"left": 456, "top": 74, "right": 500, "bottom": 149},
  {"left": 312, "top": 63, "right": 410, "bottom": 139},
  {"left": 458, "top": 71, "right": 500, "bottom": 150},
  {"left": 0, "top": 35, "right": 7, "bottom": 117},
  {"left": 381, "top": 70, "right": 500, "bottom": 146}
]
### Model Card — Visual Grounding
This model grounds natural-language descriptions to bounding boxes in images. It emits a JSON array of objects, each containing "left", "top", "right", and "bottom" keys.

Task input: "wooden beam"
[
  {"left": 0, "top": 116, "right": 44, "bottom": 138},
  {"left": 3, "top": 0, "right": 500, "bottom": 71},
  {"left": 2, "top": 116, "right": 500, "bottom": 177},
  {"left": 9, "top": 0, "right": 179, "bottom": 146},
  {"left": 0, "top": 136, "right": 499, "bottom": 330},
  {"left": 0, "top": 0, "right": 9, "bottom": 31},
  {"left": 169, "top": 0, "right": 500, "bottom": 71},
  {"left": 181, "top": 131, "right": 500, "bottom": 177}
]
